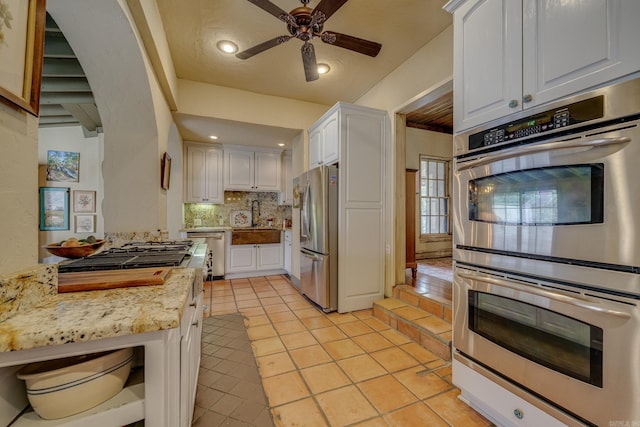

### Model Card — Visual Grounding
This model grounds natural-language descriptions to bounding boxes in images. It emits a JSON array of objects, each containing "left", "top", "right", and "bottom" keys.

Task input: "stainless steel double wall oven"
[{"left": 452, "top": 77, "right": 640, "bottom": 426}]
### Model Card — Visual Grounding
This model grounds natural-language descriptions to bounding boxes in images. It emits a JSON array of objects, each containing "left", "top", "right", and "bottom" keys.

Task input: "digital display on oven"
[
  {"left": 468, "top": 164, "right": 604, "bottom": 225},
  {"left": 468, "top": 95, "right": 604, "bottom": 151}
]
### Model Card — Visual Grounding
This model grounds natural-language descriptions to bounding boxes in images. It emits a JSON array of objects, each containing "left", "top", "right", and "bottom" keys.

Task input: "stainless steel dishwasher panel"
[{"left": 187, "top": 232, "right": 225, "bottom": 279}]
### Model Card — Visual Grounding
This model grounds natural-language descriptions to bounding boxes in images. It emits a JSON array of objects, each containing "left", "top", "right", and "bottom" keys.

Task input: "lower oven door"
[{"left": 453, "top": 265, "right": 640, "bottom": 426}]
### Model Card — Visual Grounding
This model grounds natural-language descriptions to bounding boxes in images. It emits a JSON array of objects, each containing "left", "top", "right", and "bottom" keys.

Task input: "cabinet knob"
[
  {"left": 513, "top": 408, "right": 524, "bottom": 420},
  {"left": 192, "top": 320, "right": 199, "bottom": 327},
  {"left": 508, "top": 99, "right": 519, "bottom": 108},
  {"left": 522, "top": 94, "right": 533, "bottom": 103}
]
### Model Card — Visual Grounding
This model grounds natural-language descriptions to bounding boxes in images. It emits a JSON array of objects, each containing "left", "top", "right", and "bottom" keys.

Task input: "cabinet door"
[
  {"left": 452, "top": 0, "right": 523, "bottom": 132},
  {"left": 321, "top": 110, "right": 339, "bottom": 165},
  {"left": 254, "top": 151, "right": 281, "bottom": 191},
  {"left": 523, "top": 0, "right": 640, "bottom": 108},
  {"left": 186, "top": 145, "right": 208, "bottom": 202},
  {"left": 256, "top": 243, "right": 283, "bottom": 270},
  {"left": 284, "top": 231, "right": 292, "bottom": 273},
  {"left": 227, "top": 245, "right": 256, "bottom": 272},
  {"left": 186, "top": 144, "right": 223, "bottom": 203},
  {"left": 279, "top": 153, "right": 293, "bottom": 205},
  {"left": 225, "top": 150, "right": 254, "bottom": 190},
  {"left": 308, "top": 128, "right": 322, "bottom": 169},
  {"left": 204, "top": 147, "right": 223, "bottom": 203}
]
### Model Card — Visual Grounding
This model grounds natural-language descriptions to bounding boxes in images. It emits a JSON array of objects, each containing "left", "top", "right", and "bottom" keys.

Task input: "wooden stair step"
[{"left": 372, "top": 297, "right": 452, "bottom": 361}]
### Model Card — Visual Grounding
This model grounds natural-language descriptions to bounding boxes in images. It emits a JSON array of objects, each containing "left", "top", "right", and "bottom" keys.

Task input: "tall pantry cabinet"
[{"left": 308, "top": 103, "right": 388, "bottom": 313}]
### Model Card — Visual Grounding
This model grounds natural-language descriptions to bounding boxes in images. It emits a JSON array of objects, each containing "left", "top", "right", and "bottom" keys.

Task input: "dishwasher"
[{"left": 187, "top": 231, "right": 225, "bottom": 280}]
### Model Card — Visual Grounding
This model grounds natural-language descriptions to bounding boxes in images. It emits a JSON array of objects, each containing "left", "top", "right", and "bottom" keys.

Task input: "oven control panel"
[{"left": 468, "top": 95, "right": 604, "bottom": 151}]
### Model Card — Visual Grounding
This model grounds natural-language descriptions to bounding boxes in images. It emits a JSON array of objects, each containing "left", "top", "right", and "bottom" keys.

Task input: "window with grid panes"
[{"left": 420, "top": 157, "right": 450, "bottom": 235}]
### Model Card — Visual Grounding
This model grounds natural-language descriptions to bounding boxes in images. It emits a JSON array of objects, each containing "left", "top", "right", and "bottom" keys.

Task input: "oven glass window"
[
  {"left": 468, "top": 164, "right": 604, "bottom": 225},
  {"left": 469, "top": 290, "right": 603, "bottom": 387}
]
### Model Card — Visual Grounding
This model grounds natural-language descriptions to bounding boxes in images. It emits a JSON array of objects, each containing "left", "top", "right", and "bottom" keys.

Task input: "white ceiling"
[{"left": 155, "top": 0, "right": 453, "bottom": 147}]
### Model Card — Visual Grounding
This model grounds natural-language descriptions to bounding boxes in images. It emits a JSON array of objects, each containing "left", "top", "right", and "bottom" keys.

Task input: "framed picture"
[
  {"left": 161, "top": 152, "right": 171, "bottom": 190},
  {"left": 39, "top": 187, "right": 69, "bottom": 231},
  {"left": 46, "top": 150, "right": 79, "bottom": 182},
  {"left": 74, "top": 215, "right": 95, "bottom": 233},
  {"left": 73, "top": 190, "right": 96, "bottom": 213},
  {"left": 0, "top": 0, "right": 46, "bottom": 116}
]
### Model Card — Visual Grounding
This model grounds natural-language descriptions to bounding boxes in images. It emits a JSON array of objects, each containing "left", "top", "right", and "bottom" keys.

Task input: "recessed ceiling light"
[
  {"left": 278, "top": 143, "right": 285, "bottom": 147},
  {"left": 317, "top": 63, "right": 330, "bottom": 74},
  {"left": 209, "top": 135, "right": 219, "bottom": 140},
  {"left": 216, "top": 40, "right": 238, "bottom": 54}
]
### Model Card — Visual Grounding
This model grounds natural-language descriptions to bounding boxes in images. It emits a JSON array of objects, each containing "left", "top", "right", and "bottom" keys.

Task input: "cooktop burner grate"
[{"left": 57, "top": 243, "right": 192, "bottom": 273}]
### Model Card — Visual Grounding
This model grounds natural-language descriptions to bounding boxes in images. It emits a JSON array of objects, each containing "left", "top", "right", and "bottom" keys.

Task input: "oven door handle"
[
  {"left": 458, "top": 272, "right": 631, "bottom": 319},
  {"left": 456, "top": 136, "right": 631, "bottom": 171}
]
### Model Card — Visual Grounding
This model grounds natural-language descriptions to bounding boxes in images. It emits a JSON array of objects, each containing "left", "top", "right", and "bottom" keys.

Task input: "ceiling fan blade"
[
  {"left": 247, "top": 0, "right": 290, "bottom": 21},
  {"left": 301, "top": 42, "right": 319, "bottom": 82},
  {"left": 321, "top": 31, "right": 382, "bottom": 57},
  {"left": 236, "top": 35, "right": 292, "bottom": 60},
  {"left": 312, "top": 0, "right": 350, "bottom": 22}
]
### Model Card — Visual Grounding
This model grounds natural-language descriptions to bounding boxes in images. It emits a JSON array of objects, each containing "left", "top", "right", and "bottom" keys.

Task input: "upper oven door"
[{"left": 453, "top": 119, "right": 640, "bottom": 273}]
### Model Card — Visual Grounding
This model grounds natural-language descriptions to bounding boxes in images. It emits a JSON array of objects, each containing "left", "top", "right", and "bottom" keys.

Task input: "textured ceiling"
[
  {"left": 41, "top": 1, "right": 454, "bottom": 142},
  {"left": 157, "top": 0, "right": 452, "bottom": 106}
]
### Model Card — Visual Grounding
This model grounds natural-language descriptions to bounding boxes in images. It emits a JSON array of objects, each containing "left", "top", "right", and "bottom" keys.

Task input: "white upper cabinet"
[
  {"left": 224, "top": 148, "right": 282, "bottom": 191},
  {"left": 308, "top": 109, "right": 339, "bottom": 169},
  {"left": 449, "top": 0, "right": 640, "bottom": 132},
  {"left": 185, "top": 143, "right": 223, "bottom": 204},
  {"left": 279, "top": 152, "right": 293, "bottom": 205}
]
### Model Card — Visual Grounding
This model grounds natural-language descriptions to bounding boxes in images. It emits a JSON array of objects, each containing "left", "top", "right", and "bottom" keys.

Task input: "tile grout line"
[{"left": 240, "top": 276, "right": 459, "bottom": 426}]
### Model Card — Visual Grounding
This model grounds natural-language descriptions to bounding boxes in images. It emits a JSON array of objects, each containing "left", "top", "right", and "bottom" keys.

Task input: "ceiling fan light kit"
[{"left": 238, "top": 0, "right": 382, "bottom": 82}]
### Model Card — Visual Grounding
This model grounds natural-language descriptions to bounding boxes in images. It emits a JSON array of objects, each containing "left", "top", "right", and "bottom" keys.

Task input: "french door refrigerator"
[{"left": 299, "top": 164, "right": 338, "bottom": 312}]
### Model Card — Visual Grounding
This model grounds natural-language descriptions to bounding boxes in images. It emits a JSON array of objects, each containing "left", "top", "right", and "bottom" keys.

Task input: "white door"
[
  {"left": 225, "top": 150, "right": 254, "bottom": 190},
  {"left": 254, "top": 151, "right": 281, "bottom": 191},
  {"left": 452, "top": 0, "right": 522, "bottom": 132},
  {"left": 256, "top": 244, "right": 283, "bottom": 270},
  {"left": 523, "top": 0, "right": 640, "bottom": 108}
]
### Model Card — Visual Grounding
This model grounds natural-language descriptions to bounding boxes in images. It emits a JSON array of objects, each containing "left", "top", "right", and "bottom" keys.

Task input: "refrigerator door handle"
[
  {"left": 301, "top": 249, "right": 323, "bottom": 262},
  {"left": 301, "top": 180, "right": 312, "bottom": 240}
]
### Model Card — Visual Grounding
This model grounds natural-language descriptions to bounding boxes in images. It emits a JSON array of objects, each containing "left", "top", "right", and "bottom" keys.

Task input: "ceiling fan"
[{"left": 237, "top": 0, "right": 382, "bottom": 82}]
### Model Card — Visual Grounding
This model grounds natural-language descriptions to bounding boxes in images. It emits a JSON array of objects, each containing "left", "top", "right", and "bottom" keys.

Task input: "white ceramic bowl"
[{"left": 17, "top": 348, "right": 133, "bottom": 420}]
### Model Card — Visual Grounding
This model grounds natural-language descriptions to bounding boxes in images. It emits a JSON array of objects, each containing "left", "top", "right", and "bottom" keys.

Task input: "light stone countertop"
[{"left": 0, "top": 265, "right": 195, "bottom": 353}]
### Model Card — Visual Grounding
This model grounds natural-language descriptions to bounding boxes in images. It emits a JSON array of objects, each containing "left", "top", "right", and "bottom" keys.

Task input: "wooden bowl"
[{"left": 43, "top": 240, "right": 106, "bottom": 259}]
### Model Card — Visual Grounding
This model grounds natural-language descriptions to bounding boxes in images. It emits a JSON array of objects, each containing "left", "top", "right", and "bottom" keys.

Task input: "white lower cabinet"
[
  {"left": 179, "top": 294, "right": 202, "bottom": 427},
  {"left": 1, "top": 290, "right": 203, "bottom": 427},
  {"left": 283, "top": 231, "right": 292, "bottom": 274},
  {"left": 226, "top": 243, "right": 283, "bottom": 274}
]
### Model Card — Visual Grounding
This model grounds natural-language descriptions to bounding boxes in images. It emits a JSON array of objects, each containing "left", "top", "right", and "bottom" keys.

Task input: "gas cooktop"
[{"left": 58, "top": 240, "right": 196, "bottom": 273}]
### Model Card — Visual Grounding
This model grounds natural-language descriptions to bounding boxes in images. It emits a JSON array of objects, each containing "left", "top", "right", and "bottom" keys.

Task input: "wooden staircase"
[{"left": 372, "top": 284, "right": 452, "bottom": 361}]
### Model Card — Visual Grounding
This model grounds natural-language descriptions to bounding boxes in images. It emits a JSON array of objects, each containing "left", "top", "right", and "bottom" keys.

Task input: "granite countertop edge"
[{"left": 0, "top": 265, "right": 195, "bottom": 353}]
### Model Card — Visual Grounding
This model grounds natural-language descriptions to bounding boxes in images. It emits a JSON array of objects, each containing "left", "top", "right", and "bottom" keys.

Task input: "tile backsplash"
[{"left": 183, "top": 191, "right": 292, "bottom": 228}]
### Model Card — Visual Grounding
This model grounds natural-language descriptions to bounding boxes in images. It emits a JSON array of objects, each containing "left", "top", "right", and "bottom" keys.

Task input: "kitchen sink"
[{"left": 231, "top": 228, "right": 281, "bottom": 245}]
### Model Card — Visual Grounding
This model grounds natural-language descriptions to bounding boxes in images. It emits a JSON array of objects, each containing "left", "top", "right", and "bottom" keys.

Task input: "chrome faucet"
[{"left": 251, "top": 200, "right": 260, "bottom": 227}]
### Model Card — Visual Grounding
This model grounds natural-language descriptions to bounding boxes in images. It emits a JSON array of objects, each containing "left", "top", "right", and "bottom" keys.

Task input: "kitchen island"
[{"left": 0, "top": 263, "right": 202, "bottom": 427}]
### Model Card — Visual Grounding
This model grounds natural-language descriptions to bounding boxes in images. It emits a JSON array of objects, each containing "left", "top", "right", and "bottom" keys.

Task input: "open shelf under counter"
[{"left": 12, "top": 368, "right": 145, "bottom": 427}]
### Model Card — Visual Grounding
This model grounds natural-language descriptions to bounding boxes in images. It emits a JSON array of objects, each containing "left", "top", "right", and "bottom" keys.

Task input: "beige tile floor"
[{"left": 197, "top": 275, "right": 492, "bottom": 427}]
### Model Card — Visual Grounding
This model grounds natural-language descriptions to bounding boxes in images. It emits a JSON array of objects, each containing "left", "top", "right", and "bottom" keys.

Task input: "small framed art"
[
  {"left": 75, "top": 214, "right": 96, "bottom": 233},
  {"left": 73, "top": 190, "right": 96, "bottom": 213},
  {"left": 46, "top": 150, "right": 79, "bottom": 182},
  {"left": 39, "top": 187, "right": 69, "bottom": 231}
]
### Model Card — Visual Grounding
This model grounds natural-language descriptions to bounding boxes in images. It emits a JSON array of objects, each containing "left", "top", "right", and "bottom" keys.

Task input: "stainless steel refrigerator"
[{"left": 298, "top": 165, "right": 338, "bottom": 312}]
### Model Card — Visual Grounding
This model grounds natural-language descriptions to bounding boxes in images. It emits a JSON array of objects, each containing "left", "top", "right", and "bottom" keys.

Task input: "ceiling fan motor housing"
[{"left": 288, "top": 6, "right": 324, "bottom": 40}]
